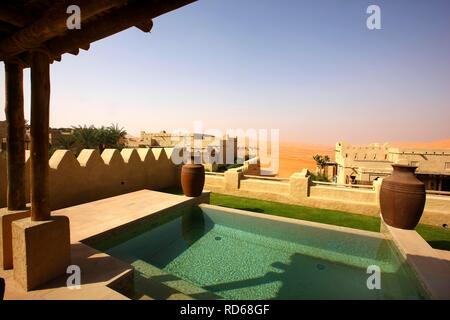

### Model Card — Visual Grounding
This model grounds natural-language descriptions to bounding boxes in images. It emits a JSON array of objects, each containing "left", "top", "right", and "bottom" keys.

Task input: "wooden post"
[
  {"left": 4, "top": 62, "right": 26, "bottom": 210},
  {"left": 30, "top": 51, "right": 50, "bottom": 221}
]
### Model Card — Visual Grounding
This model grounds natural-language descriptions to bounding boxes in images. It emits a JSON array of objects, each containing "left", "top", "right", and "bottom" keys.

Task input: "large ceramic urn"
[
  {"left": 181, "top": 164, "right": 205, "bottom": 197},
  {"left": 380, "top": 164, "right": 426, "bottom": 229}
]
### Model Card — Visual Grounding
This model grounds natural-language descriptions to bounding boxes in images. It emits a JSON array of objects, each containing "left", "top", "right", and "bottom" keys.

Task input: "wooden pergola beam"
[
  {"left": 0, "top": 0, "right": 130, "bottom": 59},
  {"left": 0, "top": 4, "right": 29, "bottom": 28},
  {"left": 136, "top": 21, "right": 154, "bottom": 33},
  {"left": 0, "top": 0, "right": 196, "bottom": 65},
  {"left": 46, "top": 0, "right": 195, "bottom": 60},
  {"left": 0, "top": 21, "right": 18, "bottom": 34}
]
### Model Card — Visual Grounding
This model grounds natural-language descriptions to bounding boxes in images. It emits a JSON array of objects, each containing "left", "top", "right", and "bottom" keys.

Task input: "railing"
[
  {"left": 243, "top": 174, "right": 290, "bottom": 182},
  {"left": 311, "top": 181, "right": 374, "bottom": 190},
  {"left": 426, "top": 190, "right": 450, "bottom": 197}
]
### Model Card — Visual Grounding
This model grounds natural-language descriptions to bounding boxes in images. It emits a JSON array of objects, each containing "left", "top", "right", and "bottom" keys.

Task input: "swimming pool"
[{"left": 86, "top": 204, "right": 428, "bottom": 300}]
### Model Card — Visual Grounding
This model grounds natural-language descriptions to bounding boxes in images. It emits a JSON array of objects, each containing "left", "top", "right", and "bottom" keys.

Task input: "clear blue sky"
[{"left": 1, "top": 0, "right": 449, "bottom": 144}]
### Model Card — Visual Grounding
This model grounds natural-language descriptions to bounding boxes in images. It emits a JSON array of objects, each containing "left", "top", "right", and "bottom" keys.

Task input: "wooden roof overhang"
[
  {"left": 0, "top": 0, "right": 196, "bottom": 66},
  {"left": 1, "top": 0, "right": 196, "bottom": 219}
]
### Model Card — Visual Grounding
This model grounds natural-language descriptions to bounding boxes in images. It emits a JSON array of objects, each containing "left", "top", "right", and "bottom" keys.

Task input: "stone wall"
[
  {"left": 2, "top": 148, "right": 449, "bottom": 227},
  {"left": 204, "top": 169, "right": 450, "bottom": 227},
  {"left": 0, "top": 148, "right": 179, "bottom": 210},
  {"left": 242, "top": 157, "right": 261, "bottom": 176},
  {"left": 335, "top": 141, "right": 450, "bottom": 188}
]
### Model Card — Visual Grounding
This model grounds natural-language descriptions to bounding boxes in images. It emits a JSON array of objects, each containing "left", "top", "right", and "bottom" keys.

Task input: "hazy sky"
[{"left": 1, "top": 0, "right": 449, "bottom": 144}]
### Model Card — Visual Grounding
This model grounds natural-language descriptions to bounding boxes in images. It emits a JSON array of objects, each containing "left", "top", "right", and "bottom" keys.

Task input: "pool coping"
[
  {"left": 103, "top": 202, "right": 394, "bottom": 300},
  {"left": 80, "top": 192, "right": 211, "bottom": 248},
  {"left": 199, "top": 204, "right": 449, "bottom": 300},
  {"left": 100, "top": 202, "right": 428, "bottom": 300},
  {"left": 380, "top": 216, "right": 450, "bottom": 300},
  {"left": 55, "top": 194, "right": 448, "bottom": 301},
  {"left": 199, "top": 203, "right": 385, "bottom": 239},
  {"left": 1, "top": 190, "right": 212, "bottom": 300},
  {"left": 75, "top": 191, "right": 212, "bottom": 299}
]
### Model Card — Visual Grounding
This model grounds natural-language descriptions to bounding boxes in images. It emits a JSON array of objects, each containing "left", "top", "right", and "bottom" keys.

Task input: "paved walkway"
[{"left": 54, "top": 190, "right": 198, "bottom": 243}]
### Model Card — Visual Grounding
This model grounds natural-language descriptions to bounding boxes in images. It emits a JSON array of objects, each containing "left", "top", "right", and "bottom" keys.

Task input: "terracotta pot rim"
[
  {"left": 391, "top": 164, "right": 417, "bottom": 169},
  {"left": 183, "top": 163, "right": 204, "bottom": 168}
]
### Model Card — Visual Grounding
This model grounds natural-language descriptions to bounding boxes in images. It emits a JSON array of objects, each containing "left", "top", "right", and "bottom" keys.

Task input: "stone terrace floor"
[{"left": 1, "top": 190, "right": 207, "bottom": 300}]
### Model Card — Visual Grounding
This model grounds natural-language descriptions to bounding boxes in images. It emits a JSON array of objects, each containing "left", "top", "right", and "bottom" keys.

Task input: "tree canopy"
[{"left": 51, "top": 123, "right": 127, "bottom": 155}]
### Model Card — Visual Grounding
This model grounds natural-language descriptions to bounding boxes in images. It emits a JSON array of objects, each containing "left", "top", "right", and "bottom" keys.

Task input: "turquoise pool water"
[{"left": 90, "top": 205, "right": 427, "bottom": 300}]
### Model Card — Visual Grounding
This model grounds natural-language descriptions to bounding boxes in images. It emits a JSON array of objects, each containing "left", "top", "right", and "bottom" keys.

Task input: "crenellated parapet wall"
[{"left": 0, "top": 148, "right": 180, "bottom": 210}]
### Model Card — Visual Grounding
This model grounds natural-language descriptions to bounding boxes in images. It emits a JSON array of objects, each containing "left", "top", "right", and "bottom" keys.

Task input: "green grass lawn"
[{"left": 161, "top": 188, "right": 450, "bottom": 251}]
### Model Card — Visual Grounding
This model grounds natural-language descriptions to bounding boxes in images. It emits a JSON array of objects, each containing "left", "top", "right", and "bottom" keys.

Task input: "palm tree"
[
  {"left": 95, "top": 124, "right": 127, "bottom": 152},
  {"left": 106, "top": 123, "right": 127, "bottom": 148},
  {"left": 72, "top": 125, "right": 100, "bottom": 150},
  {"left": 313, "top": 154, "right": 331, "bottom": 175},
  {"left": 58, "top": 124, "right": 128, "bottom": 154},
  {"left": 55, "top": 135, "right": 76, "bottom": 150}
]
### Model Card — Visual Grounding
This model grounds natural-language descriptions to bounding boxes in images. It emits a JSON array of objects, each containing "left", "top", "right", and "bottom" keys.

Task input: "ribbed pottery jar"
[
  {"left": 181, "top": 164, "right": 205, "bottom": 197},
  {"left": 380, "top": 164, "right": 425, "bottom": 229}
]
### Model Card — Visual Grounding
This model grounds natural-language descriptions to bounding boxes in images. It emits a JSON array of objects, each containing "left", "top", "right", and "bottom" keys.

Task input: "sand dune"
[
  {"left": 263, "top": 138, "right": 450, "bottom": 178},
  {"left": 391, "top": 138, "right": 450, "bottom": 149},
  {"left": 260, "top": 141, "right": 335, "bottom": 178}
]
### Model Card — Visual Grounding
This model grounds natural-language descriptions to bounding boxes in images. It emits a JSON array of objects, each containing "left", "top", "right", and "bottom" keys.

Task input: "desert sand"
[
  {"left": 259, "top": 141, "right": 335, "bottom": 178},
  {"left": 390, "top": 138, "right": 450, "bottom": 149},
  {"left": 265, "top": 138, "right": 450, "bottom": 178}
]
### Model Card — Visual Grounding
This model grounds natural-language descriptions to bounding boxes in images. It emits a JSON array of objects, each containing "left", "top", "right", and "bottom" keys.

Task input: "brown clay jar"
[
  {"left": 380, "top": 164, "right": 426, "bottom": 229},
  {"left": 181, "top": 164, "right": 205, "bottom": 197}
]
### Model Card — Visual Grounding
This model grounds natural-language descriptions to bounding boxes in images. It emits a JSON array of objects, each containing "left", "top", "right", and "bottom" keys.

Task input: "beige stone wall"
[
  {"left": 203, "top": 174, "right": 225, "bottom": 189},
  {"left": 335, "top": 142, "right": 392, "bottom": 184},
  {"left": 129, "top": 132, "right": 238, "bottom": 171},
  {"left": 0, "top": 148, "right": 179, "bottom": 210},
  {"left": 336, "top": 142, "right": 450, "bottom": 188},
  {"left": 336, "top": 142, "right": 391, "bottom": 167},
  {"left": 242, "top": 157, "right": 261, "bottom": 176},
  {"left": 204, "top": 170, "right": 450, "bottom": 227},
  {"left": 309, "top": 185, "right": 376, "bottom": 203},
  {"left": 207, "top": 175, "right": 292, "bottom": 204},
  {"left": 389, "top": 147, "right": 450, "bottom": 174},
  {"left": 241, "top": 179, "right": 290, "bottom": 196}
]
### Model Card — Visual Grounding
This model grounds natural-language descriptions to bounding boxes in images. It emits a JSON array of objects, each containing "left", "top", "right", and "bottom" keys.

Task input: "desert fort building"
[
  {"left": 126, "top": 131, "right": 240, "bottom": 171},
  {"left": 335, "top": 142, "right": 450, "bottom": 191}
]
